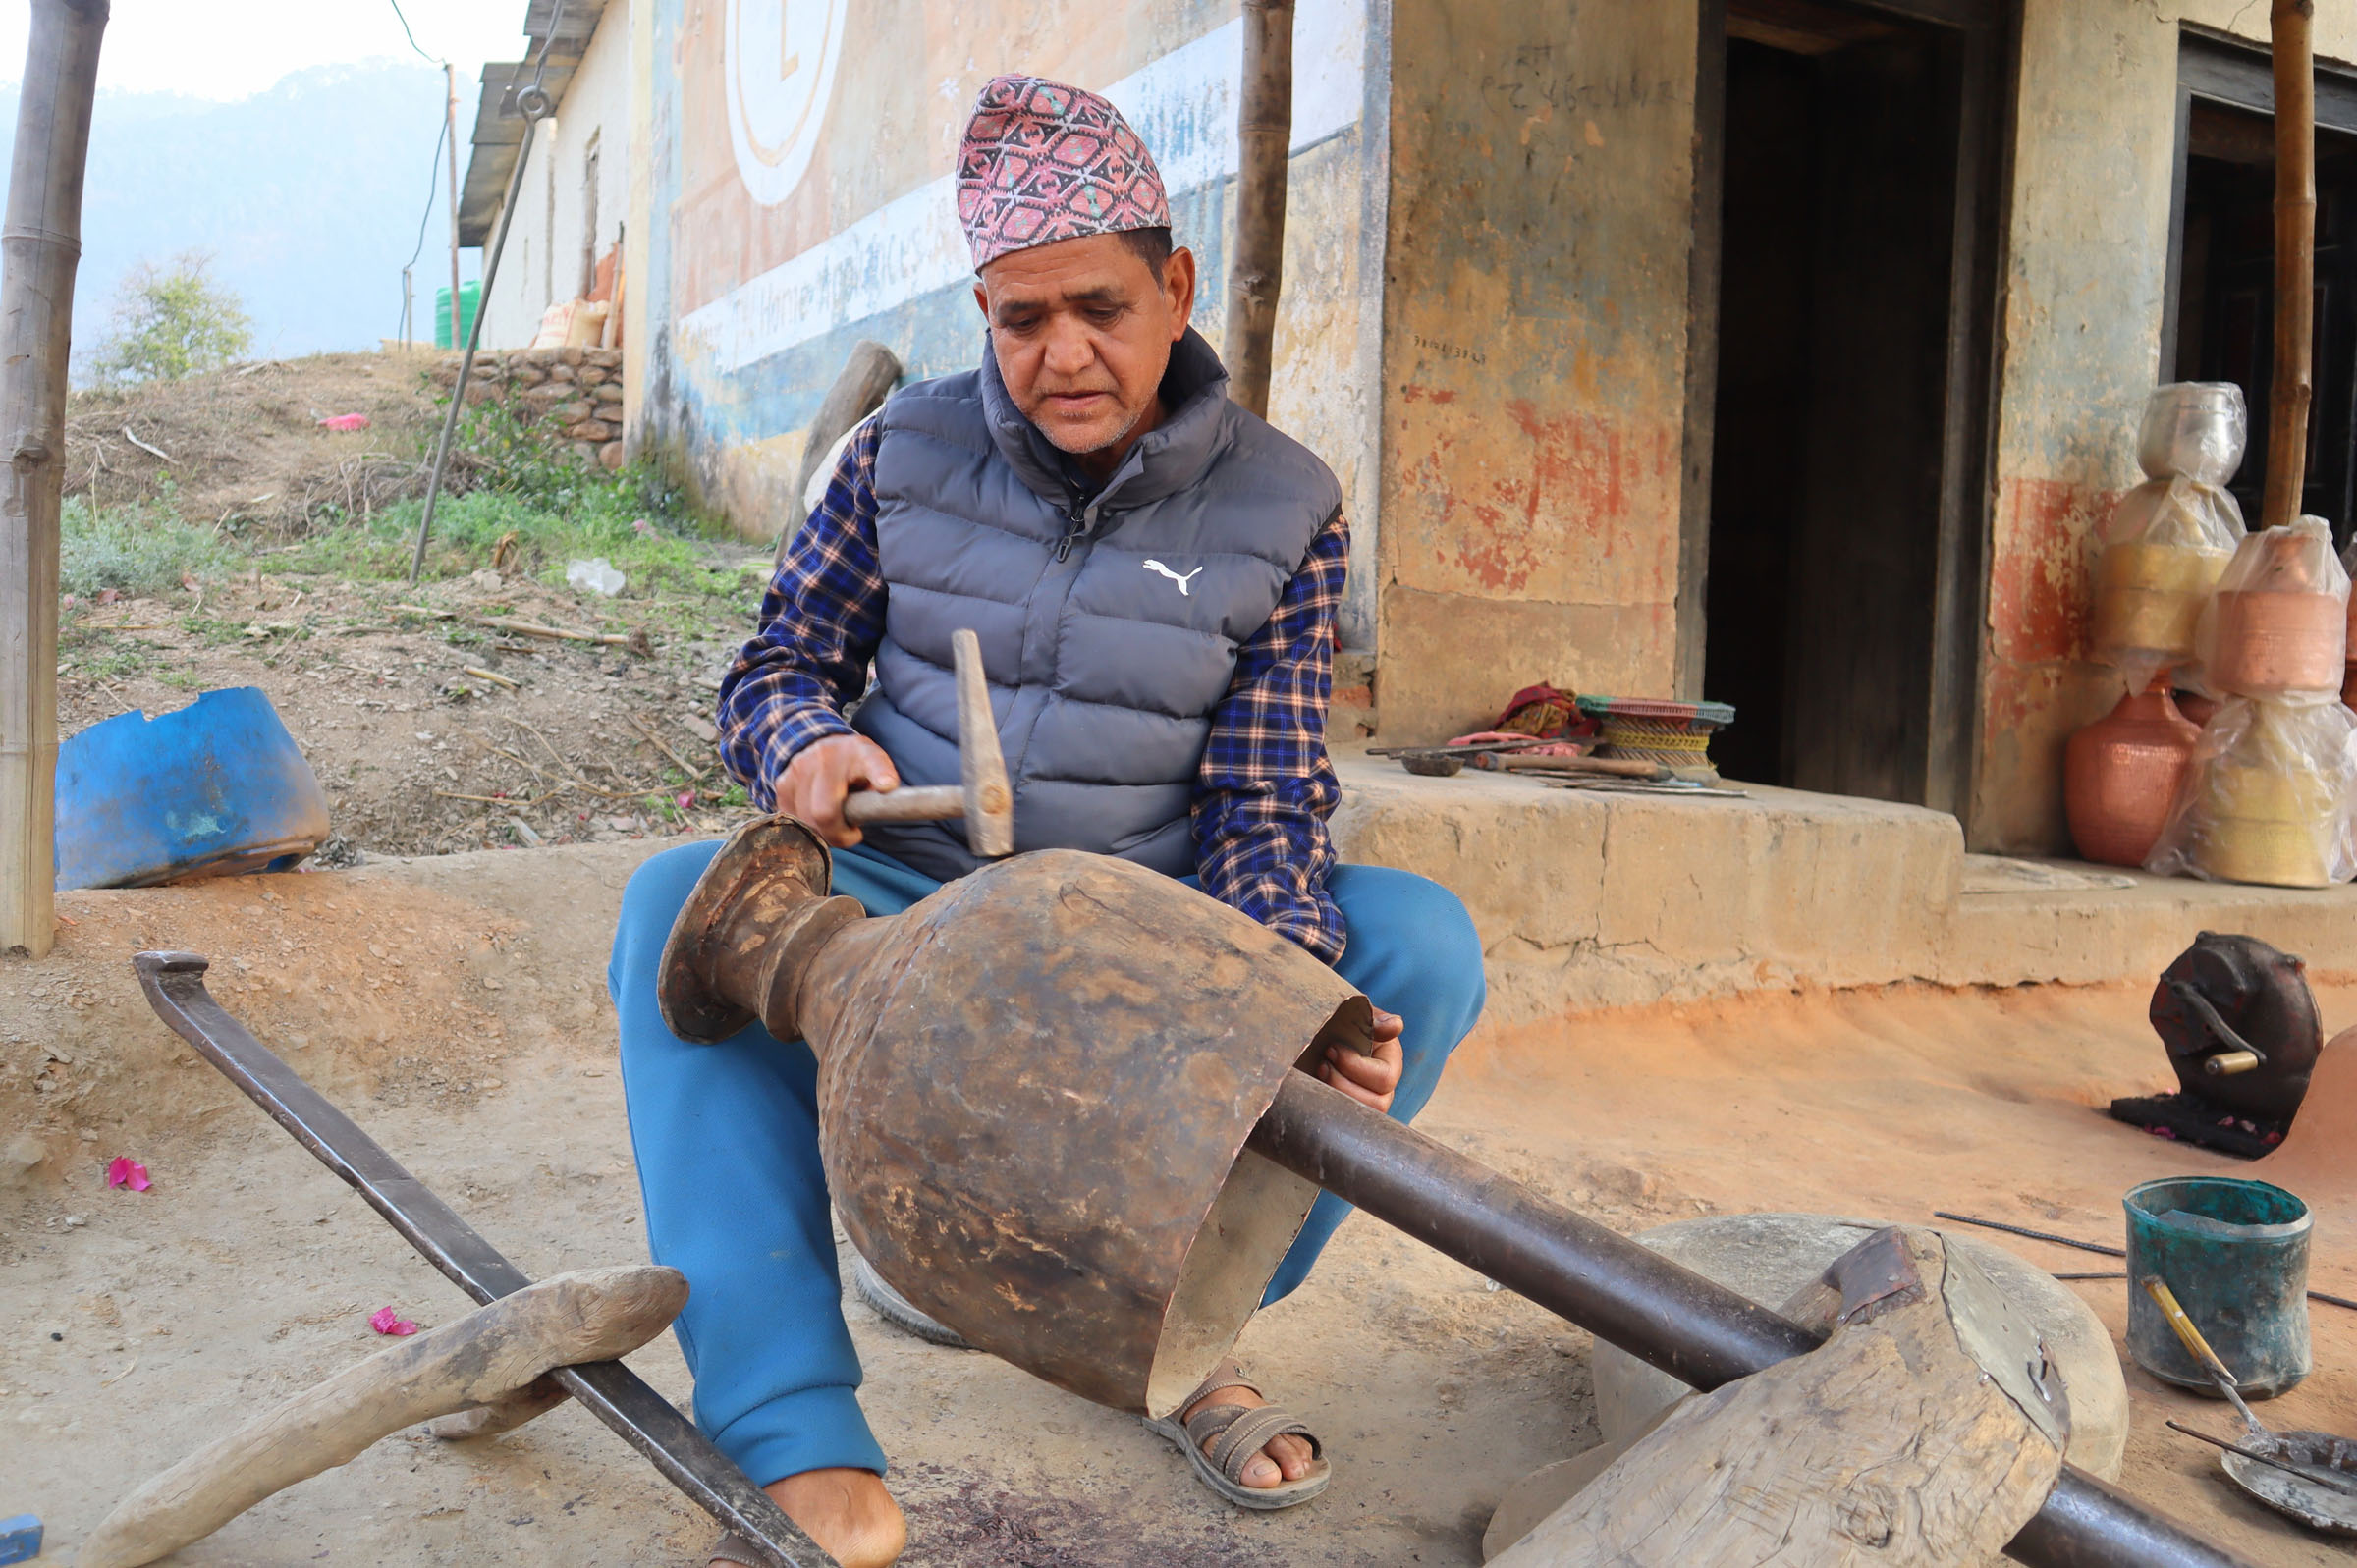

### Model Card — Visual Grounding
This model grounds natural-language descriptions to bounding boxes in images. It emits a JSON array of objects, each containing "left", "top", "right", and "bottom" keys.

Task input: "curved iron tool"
[{"left": 131, "top": 950, "right": 833, "bottom": 1568}]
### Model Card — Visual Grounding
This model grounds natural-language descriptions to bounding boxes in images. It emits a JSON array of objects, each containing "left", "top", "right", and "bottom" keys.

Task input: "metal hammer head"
[
  {"left": 948, "top": 628, "right": 1014, "bottom": 856},
  {"left": 839, "top": 629, "right": 1014, "bottom": 855}
]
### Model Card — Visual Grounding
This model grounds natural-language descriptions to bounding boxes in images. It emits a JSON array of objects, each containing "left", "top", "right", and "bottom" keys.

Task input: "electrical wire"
[
  {"left": 386, "top": 0, "right": 439, "bottom": 65},
  {"left": 397, "top": 111, "right": 450, "bottom": 344}
]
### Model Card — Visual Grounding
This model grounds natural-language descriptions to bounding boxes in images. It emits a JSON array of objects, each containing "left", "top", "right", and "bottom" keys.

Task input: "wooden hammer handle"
[{"left": 842, "top": 784, "right": 965, "bottom": 825}]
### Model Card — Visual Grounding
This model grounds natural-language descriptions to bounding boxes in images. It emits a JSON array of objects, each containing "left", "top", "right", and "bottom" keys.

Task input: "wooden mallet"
[{"left": 841, "top": 628, "right": 1013, "bottom": 857}]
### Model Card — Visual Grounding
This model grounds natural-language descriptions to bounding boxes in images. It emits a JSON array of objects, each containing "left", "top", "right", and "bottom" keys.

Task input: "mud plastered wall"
[
  {"left": 638, "top": 0, "right": 1390, "bottom": 647},
  {"left": 1375, "top": 1, "right": 1701, "bottom": 743}
]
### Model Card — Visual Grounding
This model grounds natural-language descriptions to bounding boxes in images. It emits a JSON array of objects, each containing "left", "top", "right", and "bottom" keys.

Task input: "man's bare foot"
[
  {"left": 725, "top": 1467, "right": 905, "bottom": 1568},
  {"left": 1185, "top": 1382, "right": 1316, "bottom": 1488}
]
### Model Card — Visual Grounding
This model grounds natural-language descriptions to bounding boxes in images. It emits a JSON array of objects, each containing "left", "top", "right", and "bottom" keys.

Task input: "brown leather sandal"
[{"left": 1143, "top": 1356, "right": 1330, "bottom": 1509}]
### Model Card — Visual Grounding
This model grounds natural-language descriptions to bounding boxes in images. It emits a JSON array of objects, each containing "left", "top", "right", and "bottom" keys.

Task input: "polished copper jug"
[{"left": 2064, "top": 680, "right": 2202, "bottom": 867}]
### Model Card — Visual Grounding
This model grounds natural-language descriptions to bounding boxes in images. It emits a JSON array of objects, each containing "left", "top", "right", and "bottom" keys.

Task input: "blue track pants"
[{"left": 610, "top": 839, "right": 1485, "bottom": 1487}]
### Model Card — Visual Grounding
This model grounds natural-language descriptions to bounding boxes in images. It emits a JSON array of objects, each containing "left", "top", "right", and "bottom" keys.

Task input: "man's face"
[{"left": 974, "top": 234, "right": 1196, "bottom": 462}]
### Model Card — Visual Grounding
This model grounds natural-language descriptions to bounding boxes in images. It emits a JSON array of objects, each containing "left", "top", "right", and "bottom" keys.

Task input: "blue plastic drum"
[{"left": 54, "top": 686, "right": 332, "bottom": 891}]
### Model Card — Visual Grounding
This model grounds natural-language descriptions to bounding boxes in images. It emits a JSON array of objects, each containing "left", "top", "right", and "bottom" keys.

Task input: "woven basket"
[{"left": 1575, "top": 696, "right": 1737, "bottom": 772}]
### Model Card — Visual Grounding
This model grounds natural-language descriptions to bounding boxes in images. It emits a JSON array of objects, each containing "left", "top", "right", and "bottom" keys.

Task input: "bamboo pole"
[
  {"left": 0, "top": 0, "right": 107, "bottom": 960},
  {"left": 1227, "top": 0, "right": 1293, "bottom": 419},
  {"left": 444, "top": 62, "right": 464, "bottom": 350},
  {"left": 2262, "top": 0, "right": 2316, "bottom": 532}
]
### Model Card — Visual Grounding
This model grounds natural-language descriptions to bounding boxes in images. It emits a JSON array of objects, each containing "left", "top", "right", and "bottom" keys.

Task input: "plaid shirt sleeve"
[
  {"left": 714, "top": 417, "right": 886, "bottom": 808},
  {"left": 1193, "top": 509, "right": 1348, "bottom": 964}
]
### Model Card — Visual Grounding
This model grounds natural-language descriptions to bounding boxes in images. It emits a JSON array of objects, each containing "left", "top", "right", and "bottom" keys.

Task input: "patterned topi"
[{"left": 956, "top": 75, "right": 1172, "bottom": 270}]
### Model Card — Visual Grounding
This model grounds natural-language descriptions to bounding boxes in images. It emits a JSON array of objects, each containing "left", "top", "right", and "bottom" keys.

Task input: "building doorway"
[
  {"left": 1695, "top": 0, "right": 2004, "bottom": 808},
  {"left": 2169, "top": 76, "right": 2357, "bottom": 542}
]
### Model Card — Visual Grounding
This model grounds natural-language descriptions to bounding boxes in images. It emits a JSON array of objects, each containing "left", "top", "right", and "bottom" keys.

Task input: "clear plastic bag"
[
  {"left": 2090, "top": 475, "right": 2244, "bottom": 693},
  {"left": 2203, "top": 515, "right": 2350, "bottom": 697},
  {"left": 2145, "top": 695, "right": 2357, "bottom": 888},
  {"left": 2138, "top": 382, "right": 2247, "bottom": 485}
]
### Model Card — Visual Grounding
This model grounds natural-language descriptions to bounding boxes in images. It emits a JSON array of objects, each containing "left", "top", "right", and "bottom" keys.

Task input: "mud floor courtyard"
[{"left": 5, "top": 840, "right": 2355, "bottom": 1567}]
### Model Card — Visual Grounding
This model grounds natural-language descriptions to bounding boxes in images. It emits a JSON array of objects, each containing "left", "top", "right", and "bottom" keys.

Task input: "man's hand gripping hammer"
[{"left": 840, "top": 628, "right": 1014, "bottom": 857}]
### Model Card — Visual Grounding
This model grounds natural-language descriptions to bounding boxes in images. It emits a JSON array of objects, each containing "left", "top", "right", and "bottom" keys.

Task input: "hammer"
[{"left": 841, "top": 627, "right": 1014, "bottom": 856}]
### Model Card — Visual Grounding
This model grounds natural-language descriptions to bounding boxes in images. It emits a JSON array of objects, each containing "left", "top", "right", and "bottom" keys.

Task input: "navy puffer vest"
[{"left": 850, "top": 328, "right": 1341, "bottom": 881}]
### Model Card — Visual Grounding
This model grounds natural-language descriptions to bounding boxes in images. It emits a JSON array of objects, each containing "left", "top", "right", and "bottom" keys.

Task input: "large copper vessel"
[
  {"left": 658, "top": 819, "right": 1371, "bottom": 1416},
  {"left": 2065, "top": 681, "right": 2202, "bottom": 866}
]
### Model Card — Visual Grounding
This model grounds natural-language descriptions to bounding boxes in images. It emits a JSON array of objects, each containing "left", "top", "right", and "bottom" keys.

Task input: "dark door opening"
[
  {"left": 1701, "top": 4, "right": 1971, "bottom": 801},
  {"left": 2171, "top": 100, "right": 2357, "bottom": 541}
]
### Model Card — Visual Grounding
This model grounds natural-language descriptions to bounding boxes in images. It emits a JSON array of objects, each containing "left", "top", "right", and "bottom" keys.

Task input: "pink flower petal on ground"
[
  {"left": 368, "top": 1306, "right": 418, "bottom": 1336},
  {"left": 105, "top": 1157, "right": 151, "bottom": 1192},
  {"left": 676, "top": 790, "right": 695, "bottom": 808},
  {"left": 316, "top": 412, "right": 370, "bottom": 431}
]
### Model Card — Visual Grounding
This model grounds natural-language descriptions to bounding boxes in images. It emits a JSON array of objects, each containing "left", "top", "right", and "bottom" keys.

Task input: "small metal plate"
[{"left": 1944, "top": 1241, "right": 2071, "bottom": 1449}]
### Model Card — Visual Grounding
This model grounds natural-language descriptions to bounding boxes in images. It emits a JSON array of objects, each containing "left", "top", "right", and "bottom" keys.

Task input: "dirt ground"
[
  {"left": 67, "top": 351, "right": 449, "bottom": 536},
  {"left": 57, "top": 567, "right": 762, "bottom": 861},
  {"left": 5, "top": 840, "right": 2356, "bottom": 1566},
  {"left": 55, "top": 351, "right": 774, "bottom": 863}
]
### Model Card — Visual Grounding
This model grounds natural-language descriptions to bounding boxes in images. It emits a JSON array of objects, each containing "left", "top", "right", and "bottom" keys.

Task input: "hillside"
[
  {"left": 54, "top": 351, "right": 774, "bottom": 863},
  {"left": 0, "top": 60, "right": 478, "bottom": 370}
]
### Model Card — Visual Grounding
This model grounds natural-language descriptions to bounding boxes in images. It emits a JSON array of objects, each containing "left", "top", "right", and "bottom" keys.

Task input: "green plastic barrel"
[{"left": 435, "top": 281, "right": 481, "bottom": 349}]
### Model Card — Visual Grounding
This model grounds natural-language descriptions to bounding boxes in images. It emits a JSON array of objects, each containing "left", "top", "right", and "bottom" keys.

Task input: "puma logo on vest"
[{"left": 1143, "top": 560, "right": 1204, "bottom": 596}]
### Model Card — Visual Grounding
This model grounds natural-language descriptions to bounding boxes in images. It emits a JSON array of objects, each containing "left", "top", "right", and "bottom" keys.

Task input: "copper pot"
[
  {"left": 656, "top": 819, "right": 1372, "bottom": 1416},
  {"left": 2065, "top": 681, "right": 2203, "bottom": 866},
  {"left": 2210, "top": 589, "right": 2347, "bottom": 696}
]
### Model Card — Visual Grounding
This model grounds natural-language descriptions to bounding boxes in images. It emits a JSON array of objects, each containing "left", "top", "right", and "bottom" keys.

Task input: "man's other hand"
[
  {"left": 1320, "top": 1008, "right": 1403, "bottom": 1112},
  {"left": 779, "top": 734, "right": 900, "bottom": 846}
]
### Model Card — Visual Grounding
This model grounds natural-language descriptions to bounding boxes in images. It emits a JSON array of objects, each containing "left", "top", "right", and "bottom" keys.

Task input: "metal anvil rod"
[{"left": 1248, "top": 1071, "right": 2256, "bottom": 1568}]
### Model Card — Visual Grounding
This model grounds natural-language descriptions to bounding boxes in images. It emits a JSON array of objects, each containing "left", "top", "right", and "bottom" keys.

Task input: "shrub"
[
  {"left": 88, "top": 251, "right": 253, "bottom": 386},
  {"left": 59, "top": 495, "right": 234, "bottom": 596}
]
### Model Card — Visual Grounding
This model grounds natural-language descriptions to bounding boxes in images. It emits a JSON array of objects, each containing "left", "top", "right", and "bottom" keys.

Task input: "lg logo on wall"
[{"left": 724, "top": 0, "right": 848, "bottom": 205}]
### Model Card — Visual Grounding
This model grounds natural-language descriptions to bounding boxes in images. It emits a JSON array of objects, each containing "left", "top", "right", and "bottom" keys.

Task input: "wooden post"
[
  {"left": 1227, "top": 0, "right": 1293, "bottom": 420},
  {"left": 0, "top": 0, "right": 107, "bottom": 960},
  {"left": 2261, "top": 0, "right": 2315, "bottom": 532},
  {"left": 444, "top": 61, "right": 464, "bottom": 350}
]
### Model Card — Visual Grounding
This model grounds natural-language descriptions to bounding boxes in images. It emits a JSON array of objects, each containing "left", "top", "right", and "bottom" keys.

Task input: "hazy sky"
[{"left": 0, "top": 0, "right": 534, "bottom": 100}]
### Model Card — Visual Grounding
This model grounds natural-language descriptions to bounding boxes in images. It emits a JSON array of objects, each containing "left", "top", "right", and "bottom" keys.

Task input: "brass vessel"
[
  {"left": 2091, "top": 541, "right": 2228, "bottom": 668},
  {"left": 2198, "top": 759, "right": 2339, "bottom": 888}
]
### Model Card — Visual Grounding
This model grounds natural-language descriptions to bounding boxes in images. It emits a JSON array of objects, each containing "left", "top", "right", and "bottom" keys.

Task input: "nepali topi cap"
[{"left": 957, "top": 75, "right": 1171, "bottom": 270}]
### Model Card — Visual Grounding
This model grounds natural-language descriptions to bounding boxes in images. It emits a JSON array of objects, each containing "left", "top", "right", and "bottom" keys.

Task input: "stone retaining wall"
[{"left": 431, "top": 347, "right": 627, "bottom": 471}]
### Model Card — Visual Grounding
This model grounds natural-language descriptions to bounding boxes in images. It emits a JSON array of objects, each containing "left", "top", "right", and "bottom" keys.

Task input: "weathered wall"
[
  {"left": 1973, "top": 2, "right": 2357, "bottom": 852},
  {"left": 430, "top": 348, "right": 630, "bottom": 471},
  {"left": 1374, "top": 2, "right": 1701, "bottom": 742},
  {"left": 639, "top": 0, "right": 1392, "bottom": 647},
  {"left": 479, "top": 1, "right": 635, "bottom": 351}
]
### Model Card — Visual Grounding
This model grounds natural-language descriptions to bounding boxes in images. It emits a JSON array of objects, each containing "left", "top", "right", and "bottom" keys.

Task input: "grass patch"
[
  {"left": 60, "top": 495, "right": 236, "bottom": 597},
  {"left": 280, "top": 402, "right": 753, "bottom": 605}
]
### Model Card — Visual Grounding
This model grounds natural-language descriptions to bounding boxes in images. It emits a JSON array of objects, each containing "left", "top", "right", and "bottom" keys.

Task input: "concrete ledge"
[{"left": 1330, "top": 753, "right": 2357, "bottom": 1023}]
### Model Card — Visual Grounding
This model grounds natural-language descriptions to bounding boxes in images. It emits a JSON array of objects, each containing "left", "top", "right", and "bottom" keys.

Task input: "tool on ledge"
[{"left": 840, "top": 627, "right": 1013, "bottom": 856}]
